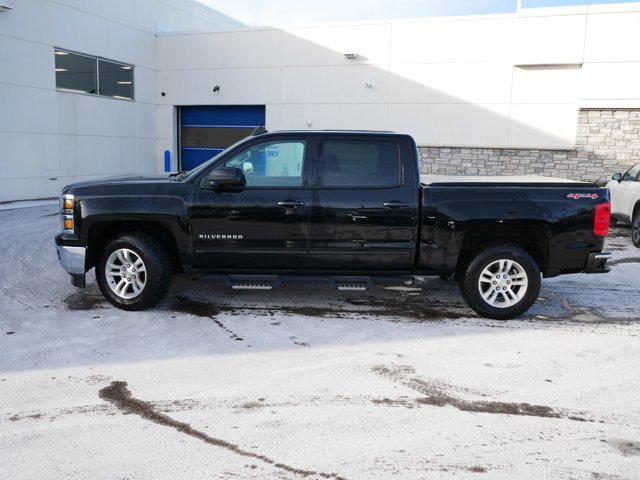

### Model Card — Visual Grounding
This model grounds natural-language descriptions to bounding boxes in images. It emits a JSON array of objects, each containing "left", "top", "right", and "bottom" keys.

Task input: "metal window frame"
[{"left": 54, "top": 47, "right": 135, "bottom": 102}]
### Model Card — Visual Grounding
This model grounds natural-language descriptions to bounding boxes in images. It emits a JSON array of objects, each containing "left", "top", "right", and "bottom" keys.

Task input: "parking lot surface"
[{"left": 1, "top": 202, "right": 639, "bottom": 479}]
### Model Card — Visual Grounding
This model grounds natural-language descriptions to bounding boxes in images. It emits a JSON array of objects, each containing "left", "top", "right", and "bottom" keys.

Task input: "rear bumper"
[{"left": 584, "top": 252, "right": 612, "bottom": 274}]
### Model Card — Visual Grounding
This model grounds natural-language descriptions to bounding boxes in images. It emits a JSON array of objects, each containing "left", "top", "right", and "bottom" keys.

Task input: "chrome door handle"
[
  {"left": 382, "top": 201, "right": 409, "bottom": 208},
  {"left": 349, "top": 214, "right": 367, "bottom": 221},
  {"left": 277, "top": 200, "right": 305, "bottom": 208}
]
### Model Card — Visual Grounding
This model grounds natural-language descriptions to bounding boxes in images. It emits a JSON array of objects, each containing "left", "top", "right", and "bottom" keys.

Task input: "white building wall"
[
  {"left": 0, "top": 0, "right": 242, "bottom": 201},
  {"left": 1, "top": 1, "right": 640, "bottom": 200},
  {"left": 155, "top": 2, "right": 640, "bottom": 165}
]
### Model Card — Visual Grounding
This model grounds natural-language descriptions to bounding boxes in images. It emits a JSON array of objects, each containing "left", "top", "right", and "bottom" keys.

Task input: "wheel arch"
[
  {"left": 455, "top": 222, "right": 548, "bottom": 277},
  {"left": 86, "top": 221, "right": 182, "bottom": 273}
]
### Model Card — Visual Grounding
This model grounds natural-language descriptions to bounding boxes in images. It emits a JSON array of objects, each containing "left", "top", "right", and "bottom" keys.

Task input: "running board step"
[
  {"left": 335, "top": 283, "right": 369, "bottom": 291},
  {"left": 227, "top": 275, "right": 279, "bottom": 290},
  {"left": 331, "top": 276, "right": 374, "bottom": 291},
  {"left": 231, "top": 282, "right": 274, "bottom": 290}
]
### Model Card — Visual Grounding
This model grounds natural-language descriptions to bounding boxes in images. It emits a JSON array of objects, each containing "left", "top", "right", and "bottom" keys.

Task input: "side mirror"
[
  {"left": 207, "top": 167, "right": 246, "bottom": 189},
  {"left": 612, "top": 172, "right": 623, "bottom": 182}
]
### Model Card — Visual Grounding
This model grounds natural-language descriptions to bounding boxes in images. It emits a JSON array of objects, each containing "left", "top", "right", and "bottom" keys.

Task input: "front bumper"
[
  {"left": 56, "top": 244, "right": 86, "bottom": 275},
  {"left": 584, "top": 252, "right": 612, "bottom": 274},
  {"left": 56, "top": 244, "right": 87, "bottom": 287}
]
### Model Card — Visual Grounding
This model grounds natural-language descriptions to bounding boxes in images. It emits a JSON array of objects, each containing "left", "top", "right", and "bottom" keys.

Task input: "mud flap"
[{"left": 70, "top": 273, "right": 86, "bottom": 288}]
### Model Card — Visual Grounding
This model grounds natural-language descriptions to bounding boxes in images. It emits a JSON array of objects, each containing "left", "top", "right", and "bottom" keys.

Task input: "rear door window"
[{"left": 319, "top": 140, "right": 401, "bottom": 187}]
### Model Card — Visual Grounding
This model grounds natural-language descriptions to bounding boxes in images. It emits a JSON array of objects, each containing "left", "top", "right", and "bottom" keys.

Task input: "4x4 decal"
[{"left": 567, "top": 193, "right": 599, "bottom": 200}]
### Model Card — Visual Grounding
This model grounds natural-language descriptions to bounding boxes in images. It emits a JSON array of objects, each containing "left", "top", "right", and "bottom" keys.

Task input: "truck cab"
[{"left": 186, "top": 131, "right": 420, "bottom": 273}]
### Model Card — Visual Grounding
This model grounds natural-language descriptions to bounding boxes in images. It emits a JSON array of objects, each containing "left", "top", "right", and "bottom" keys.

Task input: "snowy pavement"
[{"left": 1, "top": 203, "right": 639, "bottom": 480}]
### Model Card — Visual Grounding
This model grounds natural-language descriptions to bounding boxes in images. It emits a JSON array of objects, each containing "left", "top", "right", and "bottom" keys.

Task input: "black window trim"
[
  {"left": 54, "top": 47, "right": 135, "bottom": 102},
  {"left": 314, "top": 137, "right": 404, "bottom": 190}
]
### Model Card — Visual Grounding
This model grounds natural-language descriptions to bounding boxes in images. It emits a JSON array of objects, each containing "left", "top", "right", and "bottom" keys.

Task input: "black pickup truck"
[{"left": 55, "top": 130, "right": 612, "bottom": 319}]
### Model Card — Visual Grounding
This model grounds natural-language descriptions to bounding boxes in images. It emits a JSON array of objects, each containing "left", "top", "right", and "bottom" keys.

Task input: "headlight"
[
  {"left": 61, "top": 214, "right": 74, "bottom": 231},
  {"left": 60, "top": 193, "right": 75, "bottom": 232},
  {"left": 60, "top": 194, "right": 74, "bottom": 211}
]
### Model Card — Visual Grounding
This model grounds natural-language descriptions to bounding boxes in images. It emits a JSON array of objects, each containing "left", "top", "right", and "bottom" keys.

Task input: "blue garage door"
[{"left": 180, "top": 105, "right": 266, "bottom": 171}]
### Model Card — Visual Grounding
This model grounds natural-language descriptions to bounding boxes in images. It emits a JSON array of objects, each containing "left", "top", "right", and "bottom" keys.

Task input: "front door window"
[{"left": 224, "top": 140, "right": 306, "bottom": 187}]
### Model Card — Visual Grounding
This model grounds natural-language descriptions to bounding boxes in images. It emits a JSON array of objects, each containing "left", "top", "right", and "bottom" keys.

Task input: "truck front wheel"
[
  {"left": 459, "top": 246, "right": 541, "bottom": 320},
  {"left": 96, "top": 233, "right": 172, "bottom": 310}
]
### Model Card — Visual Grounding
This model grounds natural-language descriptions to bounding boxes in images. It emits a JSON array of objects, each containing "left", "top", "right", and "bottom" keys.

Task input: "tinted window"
[
  {"left": 225, "top": 140, "right": 306, "bottom": 187},
  {"left": 54, "top": 49, "right": 134, "bottom": 100},
  {"left": 623, "top": 162, "right": 640, "bottom": 182},
  {"left": 55, "top": 49, "right": 97, "bottom": 94},
  {"left": 320, "top": 140, "right": 400, "bottom": 187},
  {"left": 98, "top": 59, "right": 134, "bottom": 100}
]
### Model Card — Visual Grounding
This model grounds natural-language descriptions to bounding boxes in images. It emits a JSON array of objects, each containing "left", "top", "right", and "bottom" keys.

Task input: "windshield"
[{"left": 178, "top": 136, "right": 253, "bottom": 182}]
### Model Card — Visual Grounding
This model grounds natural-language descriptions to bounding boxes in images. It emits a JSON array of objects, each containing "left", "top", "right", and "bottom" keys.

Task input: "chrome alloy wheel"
[
  {"left": 105, "top": 248, "right": 147, "bottom": 299},
  {"left": 478, "top": 259, "right": 528, "bottom": 308},
  {"left": 633, "top": 215, "right": 640, "bottom": 246}
]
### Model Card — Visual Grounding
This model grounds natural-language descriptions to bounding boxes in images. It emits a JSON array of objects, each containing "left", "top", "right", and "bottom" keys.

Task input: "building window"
[
  {"left": 54, "top": 50, "right": 97, "bottom": 94},
  {"left": 98, "top": 59, "right": 133, "bottom": 100},
  {"left": 54, "top": 48, "right": 134, "bottom": 100}
]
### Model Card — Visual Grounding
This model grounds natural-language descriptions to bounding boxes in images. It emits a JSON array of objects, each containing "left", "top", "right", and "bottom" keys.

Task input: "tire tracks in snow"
[
  {"left": 371, "top": 365, "right": 597, "bottom": 422},
  {"left": 98, "top": 381, "right": 347, "bottom": 480}
]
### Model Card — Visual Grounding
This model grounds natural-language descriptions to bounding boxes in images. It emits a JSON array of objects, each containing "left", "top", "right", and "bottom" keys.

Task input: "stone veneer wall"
[{"left": 418, "top": 109, "right": 640, "bottom": 184}]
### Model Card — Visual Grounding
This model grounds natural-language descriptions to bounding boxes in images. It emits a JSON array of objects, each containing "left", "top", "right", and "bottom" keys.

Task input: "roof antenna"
[{"left": 251, "top": 126, "right": 267, "bottom": 136}]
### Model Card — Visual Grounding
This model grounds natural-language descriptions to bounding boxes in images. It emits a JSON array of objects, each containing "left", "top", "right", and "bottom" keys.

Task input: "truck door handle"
[
  {"left": 382, "top": 201, "right": 409, "bottom": 208},
  {"left": 349, "top": 214, "right": 367, "bottom": 221},
  {"left": 277, "top": 200, "right": 305, "bottom": 208}
]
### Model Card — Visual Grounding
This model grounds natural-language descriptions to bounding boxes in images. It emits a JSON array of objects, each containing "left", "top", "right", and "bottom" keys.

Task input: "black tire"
[
  {"left": 458, "top": 245, "right": 541, "bottom": 320},
  {"left": 633, "top": 211, "right": 640, "bottom": 248},
  {"left": 96, "top": 233, "right": 172, "bottom": 310}
]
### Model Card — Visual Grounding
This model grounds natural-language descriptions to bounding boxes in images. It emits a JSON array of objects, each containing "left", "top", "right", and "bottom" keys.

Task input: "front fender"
[{"left": 78, "top": 194, "right": 192, "bottom": 265}]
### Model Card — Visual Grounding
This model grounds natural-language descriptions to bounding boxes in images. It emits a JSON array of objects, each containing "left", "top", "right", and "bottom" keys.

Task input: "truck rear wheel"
[
  {"left": 96, "top": 233, "right": 172, "bottom": 310},
  {"left": 458, "top": 246, "right": 541, "bottom": 320}
]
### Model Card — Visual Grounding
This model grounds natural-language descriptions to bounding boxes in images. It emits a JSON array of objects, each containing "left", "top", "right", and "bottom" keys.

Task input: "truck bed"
[
  {"left": 422, "top": 174, "right": 596, "bottom": 188},
  {"left": 418, "top": 178, "right": 609, "bottom": 277}
]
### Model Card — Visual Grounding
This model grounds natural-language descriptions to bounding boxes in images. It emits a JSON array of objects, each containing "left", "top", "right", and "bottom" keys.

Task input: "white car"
[{"left": 607, "top": 161, "right": 640, "bottom": 247}]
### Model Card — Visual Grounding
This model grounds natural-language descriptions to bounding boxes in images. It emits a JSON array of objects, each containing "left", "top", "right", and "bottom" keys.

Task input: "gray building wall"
[{"left": 419, "top": 109, "right": 640, "bottom": 183}]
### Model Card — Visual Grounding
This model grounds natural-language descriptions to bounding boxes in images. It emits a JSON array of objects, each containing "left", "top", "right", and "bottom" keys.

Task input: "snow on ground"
[
  {"left": 0, "top": 198, "right": 57, "bottom": 211},
  {"left": 1, "top": 204, "right": 639, "bottom": 480}
]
